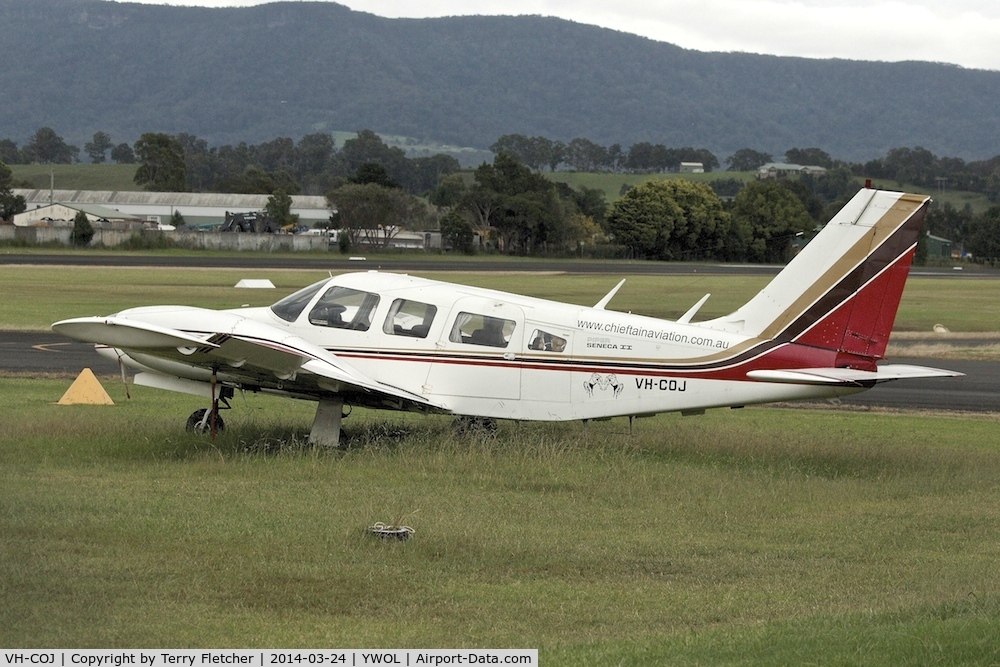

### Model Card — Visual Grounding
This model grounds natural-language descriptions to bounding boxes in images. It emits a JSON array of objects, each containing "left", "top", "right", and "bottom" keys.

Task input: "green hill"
[{"left": 2, "top": 0, "right": 1000, "bottom": 162}]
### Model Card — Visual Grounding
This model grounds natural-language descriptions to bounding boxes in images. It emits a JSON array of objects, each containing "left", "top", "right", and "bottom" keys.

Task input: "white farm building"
[{"left": 13, "top": 189, "right": 331, "bottom": 228}]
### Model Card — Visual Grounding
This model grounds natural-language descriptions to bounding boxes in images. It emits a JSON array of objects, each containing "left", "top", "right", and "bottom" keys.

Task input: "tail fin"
[{"left": 704, "top": 188, "right": 929, "bottom": 363}]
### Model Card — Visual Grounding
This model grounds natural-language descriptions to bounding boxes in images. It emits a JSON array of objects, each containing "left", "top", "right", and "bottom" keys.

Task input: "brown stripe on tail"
[{"left": 778, "top": 195, "right": 929, "bottom": 362}]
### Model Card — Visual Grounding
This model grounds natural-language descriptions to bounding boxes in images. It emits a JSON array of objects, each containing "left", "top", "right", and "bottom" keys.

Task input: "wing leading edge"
[{"left": 52, "top": 315, "right": 449, "bottom": 415}]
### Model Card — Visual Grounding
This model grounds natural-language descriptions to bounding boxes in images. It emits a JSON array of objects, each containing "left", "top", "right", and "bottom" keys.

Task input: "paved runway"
[
  {"left": 6, "top": 331, "right": 995, "bottom": 414},
  {"left": 4, "top": 252, "right": 998, "bottom": 277}
]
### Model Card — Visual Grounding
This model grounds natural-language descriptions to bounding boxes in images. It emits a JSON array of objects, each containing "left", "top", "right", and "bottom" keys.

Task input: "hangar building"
[{"left": 13, "top": 189, "right": 331, "bottom": 228}]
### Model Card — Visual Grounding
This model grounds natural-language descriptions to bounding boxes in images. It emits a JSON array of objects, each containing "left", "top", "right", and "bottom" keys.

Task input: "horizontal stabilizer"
[{"left": 747, "top": 364, "right": 963, "bottom": 386}]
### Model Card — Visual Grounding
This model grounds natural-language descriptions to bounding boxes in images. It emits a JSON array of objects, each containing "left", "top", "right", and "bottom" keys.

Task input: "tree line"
[
  {"left": 6, "top": 126, "right": 1000, "bottom": 203},
  {"left": 494, "top": 133, "right": 1000, "bottom": 203},
  {"left": 6, "top": 126, "right": 1000, "bottom": 264},
  {"left": 490, "top": 135, "right": 721, "bottom": 174}
]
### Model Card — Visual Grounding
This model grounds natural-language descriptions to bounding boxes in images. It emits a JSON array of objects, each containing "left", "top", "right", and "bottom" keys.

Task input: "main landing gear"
[
  {"left": 186, "top": 407, "right": 226, "bottom": 435},
  {"left": 185, "top": 369, "right": 233, "bottom": 437}
]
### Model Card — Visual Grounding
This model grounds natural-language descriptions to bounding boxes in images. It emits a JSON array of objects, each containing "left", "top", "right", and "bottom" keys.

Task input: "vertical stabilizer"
[{"left": 703, "top": 189, "right": 930, "bottom": 361}]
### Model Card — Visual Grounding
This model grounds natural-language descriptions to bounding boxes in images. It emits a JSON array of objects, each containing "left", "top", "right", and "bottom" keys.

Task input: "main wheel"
[{"left": 186, "top": 408, "right": 225, "bottom": 435}]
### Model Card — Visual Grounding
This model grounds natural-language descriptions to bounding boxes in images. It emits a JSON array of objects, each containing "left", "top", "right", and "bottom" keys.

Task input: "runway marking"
[{"left": 33, "top": 343, "right": 72, "bottom": 353}]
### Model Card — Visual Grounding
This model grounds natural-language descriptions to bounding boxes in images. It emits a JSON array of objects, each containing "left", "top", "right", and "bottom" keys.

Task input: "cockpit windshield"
[{"left": 269, "top": 279, "right": 327, "bottom": 322}]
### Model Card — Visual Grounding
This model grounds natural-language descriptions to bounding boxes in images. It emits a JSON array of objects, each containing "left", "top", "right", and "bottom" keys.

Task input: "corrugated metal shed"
[
  {"left": 13, "top": 189, "right": 330, "bottom": 225},
  {"left": 14, "top": 189, "right": 327, "bottom": 208},
  {"left": 13, "top": 202, "right": 129, "bottom": 226}
]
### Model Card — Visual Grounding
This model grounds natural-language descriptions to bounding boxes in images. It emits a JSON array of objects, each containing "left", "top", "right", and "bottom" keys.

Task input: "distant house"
[
  {"left": 757, "top": 162, "right": 828, "bottom": 179},
  {"left": 12, "top": 202, "right": 126, "bottom": 227},
  {"left": 924, "top": 232, "right": 953, "bottom": 259},
  {"left": 679, "top": 162, "right": 704, "bottom": 173}
]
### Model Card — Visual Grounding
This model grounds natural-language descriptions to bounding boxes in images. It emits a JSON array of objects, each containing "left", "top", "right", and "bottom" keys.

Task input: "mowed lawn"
[
  {"left": 2, "top": 379, "right": 999, "bottom": 662},
  {"left": 2, "top": 262, "right": 999, "bottom": 660},
  {"left": 2, "top": 263, "right": 999, "bottom": 333}
]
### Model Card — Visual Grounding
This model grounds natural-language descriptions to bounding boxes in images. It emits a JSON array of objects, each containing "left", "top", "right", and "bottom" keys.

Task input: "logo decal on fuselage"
[{"left": 584, "top": 373, "right": 623, "bottom": 398}]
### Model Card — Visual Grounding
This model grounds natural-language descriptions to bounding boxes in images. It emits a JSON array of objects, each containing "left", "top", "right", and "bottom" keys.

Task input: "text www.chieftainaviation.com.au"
[{"left": 577, "top": 319, "right": 730, "bottom": 349}]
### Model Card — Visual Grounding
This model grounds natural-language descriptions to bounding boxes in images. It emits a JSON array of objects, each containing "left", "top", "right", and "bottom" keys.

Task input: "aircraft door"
[{"left": 424, "top": 297, "right": 524, "bottom": 400}]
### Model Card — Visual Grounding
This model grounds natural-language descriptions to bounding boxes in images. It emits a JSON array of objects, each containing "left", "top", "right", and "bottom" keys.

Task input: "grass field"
[
  {"left": 2, "top": 379, "right": 999, "bottom": 660},
  {"left": 3, "top": 263, "right": 999, "bottom": 658},
  {"left": 1, "top": 264, "right": 998, "bottom": 335},
  {"left": 11, "top": 164, "right": 141, "bottom": 192}
]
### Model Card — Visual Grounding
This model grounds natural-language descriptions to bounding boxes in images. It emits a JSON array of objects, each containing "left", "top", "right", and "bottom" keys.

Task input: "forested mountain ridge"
[{"left": 3, "top": 0, "right": 1000, "bottom": 161}]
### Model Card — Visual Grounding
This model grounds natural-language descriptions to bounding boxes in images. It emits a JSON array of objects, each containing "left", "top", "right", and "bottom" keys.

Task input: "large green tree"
[
  {"left": 0, "top": 160, "right": 27, "bottom": 221},
  {"left": 784, "top": 147, "right": 833, "bottom": 168},
  {"left": 726, "top": 148, "right": 772, "bottom": 172},
  {"left": 134, "top": 133, "right": 186, "bottom": 191},
  {"left": 264, "top": 189, "right": 299, "bottom": 228},
  {"left": 340, "top": 130, "right": 409, "bottom": 186},
  {"left": 84, "top": 131, "right": 113, "bottom": 164},
  {"left": 564, "top": 138, "right": 609, "bottom": 172},
  {"left": 730, "top": 180, "right": 815, "bottom": 263},
  {"left": 0, "top": 139, "right": 22, "bottom": 165},
  {"left": 967, "top": 206, "right": 1000, "bottom": 265},
  {"left": 464, "top": 152, "right": 563, "bottom": 253},
  {"left": 326, "top": 182, "right": 424, "bottom": 248},
  {"left": 70, "top": 210, "right": 94, "bottom": 247},
  {"left": 440, "top": 209, "right": 475, "bottom": 253},
  {"left": 111, "top": 143, "right": 135, "bottom": 164},
  {"left": 491, "top": 134, "right": 565, "bottom": 172},
  {"left": 23, "top": 127, "right": 78, "bottom": 164},
  {"left": 606, "top": 180, "right": 729, "bottom": 260}
]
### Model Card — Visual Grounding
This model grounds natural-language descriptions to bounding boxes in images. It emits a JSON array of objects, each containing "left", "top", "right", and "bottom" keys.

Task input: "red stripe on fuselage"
[{"left": 332, "top": 339, "right": 838, "bottom": 384}]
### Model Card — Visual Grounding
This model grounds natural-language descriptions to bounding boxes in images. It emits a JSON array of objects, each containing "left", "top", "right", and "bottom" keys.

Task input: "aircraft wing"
[
  {"left": 52, "top": 315, "right": 449, "bottom": 414},
  {"left": 746, "top": 364, "right": 963, "bottom": 387}
]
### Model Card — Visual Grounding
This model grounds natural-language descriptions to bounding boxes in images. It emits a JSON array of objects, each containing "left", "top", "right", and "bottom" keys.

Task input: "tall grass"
[{"left": 2, "top": 379, "right": 998, "bottom": 661}]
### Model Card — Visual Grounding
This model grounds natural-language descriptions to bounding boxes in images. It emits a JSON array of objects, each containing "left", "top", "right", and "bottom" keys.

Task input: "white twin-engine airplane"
[{"left": 54, "top": 188, "right": 960, "bottom": 445}]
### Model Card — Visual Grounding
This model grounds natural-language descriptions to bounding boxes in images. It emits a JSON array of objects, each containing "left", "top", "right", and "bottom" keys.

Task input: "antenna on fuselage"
[
  {"left": 594, "top": 279, "right": 626, "bottom": 310},
  {"left": 677, "top": 294, "right": 711, "bottom": 324}
]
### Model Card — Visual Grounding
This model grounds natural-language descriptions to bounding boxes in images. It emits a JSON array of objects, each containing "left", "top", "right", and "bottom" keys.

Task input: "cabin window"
[
  {"left": 269, "top": 280, "right": 326, "bottom": 322},
  {"left": 528, "top": 329, "right": 567, "bottom": 352},
  {"left": 383, "top": 299, "right": 437, "bottom": 338},
  {"left": 449, "top": 312, "right": 516, "bottom": 348},
  {"left": 308, "top": 286, "right": 379, "bottom": 330}
]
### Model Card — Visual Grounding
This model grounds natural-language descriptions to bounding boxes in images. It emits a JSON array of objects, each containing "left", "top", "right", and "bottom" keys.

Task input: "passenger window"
[
  {"left": 528, "top": 329, "right": 567, "bottom": 352},
  {"left": 383, "top": 299, "right": 437, "bottom": 338},
  {"left": 449, "top": 312, "right": 516, "bottom": 348},
  {"left": 308, "top": 287, "right": 379, "bottom": 330}
]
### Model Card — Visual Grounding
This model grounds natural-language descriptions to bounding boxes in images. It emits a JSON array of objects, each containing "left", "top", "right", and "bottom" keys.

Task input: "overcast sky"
[{"left": 115, "top": 0, "right": 1000, "bottom": 72}]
